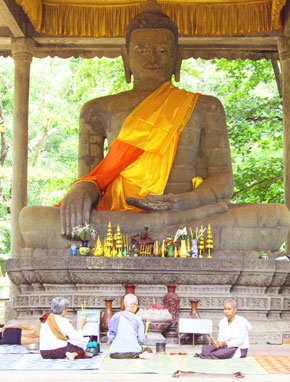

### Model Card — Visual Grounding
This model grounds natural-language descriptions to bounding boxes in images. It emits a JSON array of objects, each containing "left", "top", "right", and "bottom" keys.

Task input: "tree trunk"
[{"left": 271, "top": 59, "right": 283, "bottom": 99}]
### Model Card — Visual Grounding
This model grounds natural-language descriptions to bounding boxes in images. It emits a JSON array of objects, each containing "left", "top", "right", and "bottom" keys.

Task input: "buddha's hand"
[
  {"left": 126, "top": 194, "right": 177, "bottom": 212},
  {"left": 60, "top": 181, "right": 99, "bottom": 236}
]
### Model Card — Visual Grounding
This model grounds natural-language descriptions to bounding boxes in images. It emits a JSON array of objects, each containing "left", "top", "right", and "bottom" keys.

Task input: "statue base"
[{"left": 5, "top": 250, "right": 290, "bottom": 344}]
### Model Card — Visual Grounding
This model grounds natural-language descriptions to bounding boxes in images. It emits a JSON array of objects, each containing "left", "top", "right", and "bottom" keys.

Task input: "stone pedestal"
[{"left": 4, "top": 250, "right": 290, "bottom": 343}]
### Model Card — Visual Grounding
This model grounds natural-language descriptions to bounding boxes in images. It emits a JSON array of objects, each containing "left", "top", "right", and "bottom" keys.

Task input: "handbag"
[{"left": 84, "top": 335, "right": 100, "bottom": 358}]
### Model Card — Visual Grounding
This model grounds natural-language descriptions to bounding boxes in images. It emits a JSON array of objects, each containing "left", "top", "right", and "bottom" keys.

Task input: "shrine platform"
[{"left": 4, "top": 250, "right": 290, "bottom": 343}]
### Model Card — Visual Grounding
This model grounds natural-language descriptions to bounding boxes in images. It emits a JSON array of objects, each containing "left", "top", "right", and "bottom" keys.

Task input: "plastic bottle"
[{"left": 70, "top": 243, "right": 77, "bottom": 256}]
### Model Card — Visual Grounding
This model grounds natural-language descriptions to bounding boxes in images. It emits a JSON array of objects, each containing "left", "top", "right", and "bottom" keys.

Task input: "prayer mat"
[
  {"left": 97, "top": 354, "right": 267, "bottom": 375},
  {"left": 0, "top": 351, "right": 106, "bottom": 370},
  {"left": 0, "top": 345, "right": 31, "bottom": 354},
  {"left": 254, "top": 356, "right": 290, "bottom": 374}
]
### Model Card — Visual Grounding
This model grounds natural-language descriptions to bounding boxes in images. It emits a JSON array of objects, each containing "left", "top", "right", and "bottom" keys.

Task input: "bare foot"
[
  {"left": 65, "top": 352, "right": 77, "bottom": 361},
  {"left": 139, "top": 352, "right": 156, "bottom": 359}
]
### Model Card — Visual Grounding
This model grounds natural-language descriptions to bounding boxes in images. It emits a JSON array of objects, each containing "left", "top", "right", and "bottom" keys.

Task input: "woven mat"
[
  {"left": 0, "top": 352, "right": 107, "bottom": 370},
  {"left": 254, "top": 356, "right": 290, "bottom": 374},
  {"left": 97, "top": 355, "right": 267, "bottom": 375}
]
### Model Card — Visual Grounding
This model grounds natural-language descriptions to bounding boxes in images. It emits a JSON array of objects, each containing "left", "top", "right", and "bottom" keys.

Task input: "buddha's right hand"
[{"left": 60, "top": 181, "right": 99, "bottom": 237}]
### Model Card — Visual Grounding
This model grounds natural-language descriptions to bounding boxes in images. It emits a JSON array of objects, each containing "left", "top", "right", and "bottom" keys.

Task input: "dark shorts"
[{"left": 0, "top": 328, "right": 22, "bottom": 345}]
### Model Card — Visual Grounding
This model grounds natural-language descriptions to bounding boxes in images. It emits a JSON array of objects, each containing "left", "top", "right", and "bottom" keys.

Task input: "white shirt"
[
  {"left": 218, "top": 315, "right": 252, "bottom": 358},
  {"left": 40, "top": 314, "right": 86, "bottom": 351}
]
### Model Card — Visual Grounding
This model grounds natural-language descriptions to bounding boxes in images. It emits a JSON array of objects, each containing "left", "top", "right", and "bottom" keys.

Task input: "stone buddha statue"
[{"left": 20, "top": 0, "right": 290, "bottom": 251}]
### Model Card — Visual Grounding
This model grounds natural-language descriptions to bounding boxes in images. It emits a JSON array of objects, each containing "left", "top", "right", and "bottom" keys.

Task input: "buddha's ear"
[
  {"left": 174, "top": 45, "right": 183, "bottom": 82},
  {"left": 121, "top": 45, "right": 132, "bottom": 83}
]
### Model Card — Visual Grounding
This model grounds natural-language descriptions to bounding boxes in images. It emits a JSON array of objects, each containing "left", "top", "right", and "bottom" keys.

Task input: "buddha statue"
[
  {"left": 131, "top": 227, "right": 155, "bottom": 251},
  {"left": 20, "top": 0, "right": 290, "bottom": 251}
]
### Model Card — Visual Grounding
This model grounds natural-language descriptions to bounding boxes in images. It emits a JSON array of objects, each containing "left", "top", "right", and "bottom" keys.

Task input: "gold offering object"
[
  {"left": 161, "top": 239, "right": 166, "bottom": 258},
  {"left": 153, "top": 238, "right": 160, "bottom": 256},
  {"left": 205, "top": 224, "right": 214, "bottom": 258},
  {"left": 115, "top": 225, "right": 123, "bottom": 256},
  {"left": 104, "top": 222, "right": 113, "bottom": 257},
  {"left": 174, "top": 246, "right": 178, "bottom": 258},
  {"left": 198, "top": 225, "right": 205, "bottom": 258},
  {"left": 92, "top": 236, "right": 103, "bottom": 256}
]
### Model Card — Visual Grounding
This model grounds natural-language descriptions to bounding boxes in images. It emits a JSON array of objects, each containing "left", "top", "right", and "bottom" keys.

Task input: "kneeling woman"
[
  {"left": 40, "top": 297, "right": 87, "bottom": 361},
  {"left": 108, "top": 294, "right": 153, "bottom": 359}
]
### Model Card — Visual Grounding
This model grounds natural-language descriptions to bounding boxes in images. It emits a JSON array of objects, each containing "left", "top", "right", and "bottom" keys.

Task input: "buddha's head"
[{"left": 122, "top": 0, "right": 182, "bottom": 84}]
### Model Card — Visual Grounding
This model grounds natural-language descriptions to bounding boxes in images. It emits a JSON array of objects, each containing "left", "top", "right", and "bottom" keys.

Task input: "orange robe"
[{"left": 56, "top": 82, "right": 199, "bottom": 212}]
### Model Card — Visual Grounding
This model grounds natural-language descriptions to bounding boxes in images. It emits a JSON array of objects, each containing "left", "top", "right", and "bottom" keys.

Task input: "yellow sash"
[
  {"left": 47, "top": 313, "right": 68, "bottom": 342},
  {"left": 98, "top": 82, "right": 199, "bottom": 212}
]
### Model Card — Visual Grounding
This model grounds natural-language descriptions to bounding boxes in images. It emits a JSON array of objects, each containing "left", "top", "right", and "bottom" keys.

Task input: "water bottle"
[{"left": 70, "top": 243, "right": 77, "bottom": 256}]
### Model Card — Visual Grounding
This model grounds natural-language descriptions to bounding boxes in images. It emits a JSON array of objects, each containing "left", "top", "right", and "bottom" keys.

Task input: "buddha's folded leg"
[{"left": 19, "top": 202, "right": 290, "bottom": 251}]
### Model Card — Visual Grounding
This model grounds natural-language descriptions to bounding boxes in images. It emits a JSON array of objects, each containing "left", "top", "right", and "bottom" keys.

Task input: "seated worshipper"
[
  {"left": 108, "top": 294, "right": 154, "bottom": 359},
  {"left": 39, "top": 297, "right": 87, "bottom": 360},
  {"left": 0, "top": 324, "right": 39, "bottom": 345},
  {"left": 196, "top": 299, "right": 251, "bottom": 359}
]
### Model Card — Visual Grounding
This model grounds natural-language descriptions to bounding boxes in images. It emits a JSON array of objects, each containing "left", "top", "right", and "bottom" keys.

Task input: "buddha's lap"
[{"left": 19, "top": 202, "right": 290, "bottom": 250}]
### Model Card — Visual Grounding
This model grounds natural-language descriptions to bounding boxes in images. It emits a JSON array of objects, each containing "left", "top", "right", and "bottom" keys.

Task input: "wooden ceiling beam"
[
  {"left": 0, "top": 0, "right": 28, "bottom": 37},
  {"left": 284, "top": 0, "right": 290, "bottom": 37}
]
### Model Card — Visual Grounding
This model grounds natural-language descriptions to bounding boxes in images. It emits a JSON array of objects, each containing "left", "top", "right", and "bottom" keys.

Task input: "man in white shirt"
[{"left": 196, "top": 299, "right": 252, "bottom": 359}]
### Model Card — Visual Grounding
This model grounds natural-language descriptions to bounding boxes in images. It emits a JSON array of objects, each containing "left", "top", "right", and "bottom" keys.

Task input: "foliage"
[{"left": 0, "top": 55, "right": 284, "bottom": 258}]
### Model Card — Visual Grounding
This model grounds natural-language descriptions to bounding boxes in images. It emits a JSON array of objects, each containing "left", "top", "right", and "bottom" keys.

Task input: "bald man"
[{"left": 196, "top": 300, "right": 251, "bottom": 359}]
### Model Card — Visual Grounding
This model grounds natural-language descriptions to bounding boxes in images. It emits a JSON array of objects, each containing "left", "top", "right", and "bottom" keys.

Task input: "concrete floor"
[{"left": 0, "top": 343, "right": 290, "bottom": 382}]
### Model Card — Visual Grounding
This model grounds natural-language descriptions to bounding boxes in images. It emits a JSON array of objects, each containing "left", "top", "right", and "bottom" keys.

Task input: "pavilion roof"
[
  {"left": 0, "top": 0, "right": 288, "bottom": 60},
  {"left": 15, "top": 0, "right": 286, "bottom": 38}
]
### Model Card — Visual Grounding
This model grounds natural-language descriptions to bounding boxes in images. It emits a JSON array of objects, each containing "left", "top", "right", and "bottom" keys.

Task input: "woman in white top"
[{"left": 40, "top": 297, "right": 87, "bottom": 361}]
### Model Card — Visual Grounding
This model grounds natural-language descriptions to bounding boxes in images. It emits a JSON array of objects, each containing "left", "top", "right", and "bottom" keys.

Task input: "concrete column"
[
  {"left": 278, "top": 37, "right": 290, "bottom": 251},
  {"left": 10, "top": 38, "right": 33, "bottom": 258}
]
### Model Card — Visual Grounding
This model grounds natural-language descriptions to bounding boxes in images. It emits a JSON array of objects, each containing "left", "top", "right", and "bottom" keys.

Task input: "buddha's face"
[{"left": 128, "top": 28, "right": 176, "bottom": 84}]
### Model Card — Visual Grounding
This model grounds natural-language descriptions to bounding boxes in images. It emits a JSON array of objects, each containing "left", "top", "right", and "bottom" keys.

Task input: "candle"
[
  {"left": 145, "top": 319, "right": 150, "bottom": 335},
  {"left": 209, "top": 333, "right": 215, "bottom": 343}
]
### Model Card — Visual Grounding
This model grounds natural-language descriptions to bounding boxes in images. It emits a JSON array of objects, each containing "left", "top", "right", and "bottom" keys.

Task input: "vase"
[
  {"left": 190, "top": 240, "right": 198, "bottom": 258},
  {"left": 189, "top": 299, "right": 200, "bottom": 319},
  {"left": 100, "top": 298, "right": 114, "bottom": 332},
  {"left": 167, "top": 246, "right": 174, "bottom": 258},
  {"left": 120, "top": 284, "right": 136, "bottom": 311},
  {"left": 163, "top": 283, "right": 180, "bottom": 344},
  {"left": 179, "top": 240, "right": 188, "bottom": 258},
  {"left": 79, "top": 240, "right": 90, "bottom": 256}
]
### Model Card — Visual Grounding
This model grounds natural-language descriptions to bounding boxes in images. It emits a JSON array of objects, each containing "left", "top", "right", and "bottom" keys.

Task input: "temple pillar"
[
  {"left": 278, "top": 35, "right": 290, "bottom": 252},
  {"left": 7, "top": 38, "right": 34, "bottom": 315}
]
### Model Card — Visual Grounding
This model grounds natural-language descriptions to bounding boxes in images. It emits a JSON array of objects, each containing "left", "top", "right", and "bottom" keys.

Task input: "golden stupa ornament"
[
  {"left": 115, "top": 225, "right": 123, "bottom": 256},
  {"left": 92, "top": 236, "right": 103, "bottom": 256},
  {"left": 104, "top": 222, "right": 113, "bottom": 257},
  {"left": 205, "top": 224, "right": 214, "bottom": 258}
]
